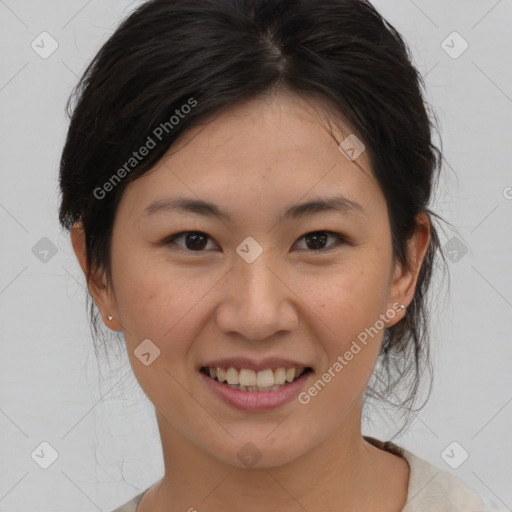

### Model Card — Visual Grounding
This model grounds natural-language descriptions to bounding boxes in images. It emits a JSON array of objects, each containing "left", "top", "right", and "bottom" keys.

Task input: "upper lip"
[{"left": 199, "top": 357, "right": 312, "bottom": 372}]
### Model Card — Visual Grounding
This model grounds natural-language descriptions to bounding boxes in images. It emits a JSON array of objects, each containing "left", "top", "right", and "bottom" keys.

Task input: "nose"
[{"left": 215, "top": 255, "right": 299, "bottom": 341}]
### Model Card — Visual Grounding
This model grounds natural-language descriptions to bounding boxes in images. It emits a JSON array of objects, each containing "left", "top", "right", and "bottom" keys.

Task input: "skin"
[{"left": 71, "top": 90, "right": 430, "bottom": 512}]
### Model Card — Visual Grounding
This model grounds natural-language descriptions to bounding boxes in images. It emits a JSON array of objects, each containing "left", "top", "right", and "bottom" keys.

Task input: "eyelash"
[{"left": 163, "top": 230, "right": 347, "bottom": 254}]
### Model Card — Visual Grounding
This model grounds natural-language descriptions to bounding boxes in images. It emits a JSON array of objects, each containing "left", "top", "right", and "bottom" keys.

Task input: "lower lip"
[{"left": 199, "top": 370, "right": 312, "bottom": 411}]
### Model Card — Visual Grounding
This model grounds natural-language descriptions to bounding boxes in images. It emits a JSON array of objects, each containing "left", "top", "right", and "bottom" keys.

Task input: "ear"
[
  {"left": 70, "top": 222, "right": 122, "bottom": 331},
  {"left": 386, "top": 211, "right": 431, "bottom": 326}
]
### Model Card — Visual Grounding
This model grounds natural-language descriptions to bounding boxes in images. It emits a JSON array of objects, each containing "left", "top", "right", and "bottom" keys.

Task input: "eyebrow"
[{"left": 143, "top": 194, "right": 364, "bottom": 223}]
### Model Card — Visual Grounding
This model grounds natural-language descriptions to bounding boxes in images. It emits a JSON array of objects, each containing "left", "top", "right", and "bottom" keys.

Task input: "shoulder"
[
  {"left": 110, "top": 486, "right": 150, "bottom": 512},
  {"left": 364, "top": 436, "right": 500, "bottom": 512},
  {"left": 400, "top": 448, "right": 495, "bottom": 512}
]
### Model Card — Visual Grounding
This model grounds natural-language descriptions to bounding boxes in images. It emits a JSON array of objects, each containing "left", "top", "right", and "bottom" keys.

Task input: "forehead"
[
  {"left": 119, "top": 91, "right": 384, "bottom": 222},
  {"left": 169, "top": 91, "right": 370, "bottom": 174}
]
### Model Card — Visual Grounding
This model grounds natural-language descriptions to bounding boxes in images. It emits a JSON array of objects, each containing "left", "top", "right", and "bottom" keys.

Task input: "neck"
[{"left": 139, "top": 403, "right": 409, "bottom": 512}]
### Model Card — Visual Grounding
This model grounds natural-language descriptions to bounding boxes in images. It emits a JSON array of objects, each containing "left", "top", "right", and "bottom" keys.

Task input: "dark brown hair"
[{"left": 58, "top": 0, "right": 446, "bottom": 429}]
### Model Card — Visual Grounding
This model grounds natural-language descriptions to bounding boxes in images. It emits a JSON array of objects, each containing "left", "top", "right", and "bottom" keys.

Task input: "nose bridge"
[
  {"left": 239, "top": 253, "right": 279, "bottom": 303},
  {"left": 216, "top": 249, "right": 297, "bottom": 340},
  {"left": 234, "top": 233, "right": 281, "bottom": 301}
]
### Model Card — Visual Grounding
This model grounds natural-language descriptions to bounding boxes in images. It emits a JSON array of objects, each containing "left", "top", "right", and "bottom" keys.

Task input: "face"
[{"left": 76, "top": 91, "right": 426, "bottom": 470}]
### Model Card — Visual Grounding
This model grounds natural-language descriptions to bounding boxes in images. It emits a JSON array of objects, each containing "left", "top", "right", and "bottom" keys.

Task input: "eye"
[
  {"left": 165, "top": 231, "right": 217, "bottom": 252},
  {"left": 164, "top": 230, "right": 346, "bottom": 253},
  {"left": 294, "top": 231, "right": 346, "bottom": 252}
]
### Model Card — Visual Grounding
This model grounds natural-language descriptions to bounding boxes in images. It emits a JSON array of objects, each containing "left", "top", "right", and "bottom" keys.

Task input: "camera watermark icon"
[
  {"left": 31, "top": 441, "right": 59, "bottom": 469},
  {"left": 441, "top": 31, "right": 468, "bottom": 59},
  {"left": 32, "top": 237, "right": 58, "bottom": 263},
  {"left": 339, "top": 134, "right": 365, "bottom": 161},
  {"left": 237, "top": 442, "right": 262, "bottom": 467},
  {"left": 31, "top": 31, "right": 58, "bottom": 59},
  {"left": 134, "top": 338, "right": 161, "bottom": 366},
  {"left": 443, "top": 236, "right": 468, "bottom": 263},
  {"left": 441, "top": 441, "right": 468, "bottom": 469},
  {"left": 236, "top": 236, "right": 263, "bottom": 263}
]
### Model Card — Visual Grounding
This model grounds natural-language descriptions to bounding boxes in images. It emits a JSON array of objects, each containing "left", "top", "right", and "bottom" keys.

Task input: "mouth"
[{"left": 199, "top": 366, "right": 313, "bottom": 392}]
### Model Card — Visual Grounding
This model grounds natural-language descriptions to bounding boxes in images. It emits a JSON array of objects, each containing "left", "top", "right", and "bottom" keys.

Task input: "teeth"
[
  {"left": 274, "top": 367, "right": 286, "bottom": 385},
  {"left": 204, "top": 366, "right": 308, "bottom": 388},
  {"left": 256, "top": 369, "right": 274, "bottom": 387},
  {"left": 285, "top": 368, "right": 295, "bottom": 382},
  {"left": 226, "top": 367, "right": 238, "bottom": 385},
  {"left": 294, "top": 367, "right": 306, "bottom": 380},
  {"left": 239, "top": 369, "right": 256, "bottom": 386},
  {"left": 216, "top": 367, "right": 227, "bottom": 383}
]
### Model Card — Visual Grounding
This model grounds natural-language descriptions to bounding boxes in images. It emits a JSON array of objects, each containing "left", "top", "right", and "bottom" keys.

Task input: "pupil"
[
  {"left": 186, "top": 232, "right": 207, "bottom": 250},
  {"left": 306, "top": 232, "right": 327, "bottom": 250}
]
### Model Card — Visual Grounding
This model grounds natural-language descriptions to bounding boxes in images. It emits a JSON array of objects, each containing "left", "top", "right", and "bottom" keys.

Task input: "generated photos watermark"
[
  {"left": 93, "top": 97, "right": 198, "bottom": 200},
  {"left": 298, "top": 302, "right": 403, "bottom": 405}
]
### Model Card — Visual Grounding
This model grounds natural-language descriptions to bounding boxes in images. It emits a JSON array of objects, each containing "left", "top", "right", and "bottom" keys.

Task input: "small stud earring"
[
  {"left": 107, "top": 315, "right": 113, "bottom": 321},
  {"left": 398, "top": 304, "right": 406, "bottom": 311}
]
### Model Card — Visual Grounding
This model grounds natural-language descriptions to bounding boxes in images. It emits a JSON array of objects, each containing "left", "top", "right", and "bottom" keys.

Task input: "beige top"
[{"left": 110, "top": 437, "right": 498, "bottom": 512}]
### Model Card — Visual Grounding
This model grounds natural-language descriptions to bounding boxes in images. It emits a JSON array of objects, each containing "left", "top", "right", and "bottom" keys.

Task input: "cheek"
[
  {"left": 110, "top": 258, "right": 204, "bottom": 407},
  {"left": 297, "top": 267, "right": 388, "bottom": 416},
  {"left": 110, "top": 252, "right": 217, "bottom": 362},
  {"left": 296, "top": 256, "right": 392, "bottom": 405},
  {"left": 300, "top": 258, "right": 391, "bottom": 340}
]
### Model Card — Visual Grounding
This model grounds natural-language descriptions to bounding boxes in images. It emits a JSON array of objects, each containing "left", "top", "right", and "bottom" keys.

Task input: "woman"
[{"left": 58, "top": 0, "right": 496, "bottom": 510}]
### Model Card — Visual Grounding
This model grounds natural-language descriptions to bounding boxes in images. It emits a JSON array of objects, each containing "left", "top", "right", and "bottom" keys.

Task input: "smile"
[{"left": 200, "top": 366, "right": 312, "bottom": 392}]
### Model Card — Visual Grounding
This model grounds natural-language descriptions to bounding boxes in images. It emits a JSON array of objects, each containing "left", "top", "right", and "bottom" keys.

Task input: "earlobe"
[{"left": 70, "top": 222, "right": 122, "bottom": 331}]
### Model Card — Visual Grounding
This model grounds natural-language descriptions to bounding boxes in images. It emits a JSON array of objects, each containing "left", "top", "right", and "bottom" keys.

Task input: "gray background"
[{"left": 1, "top": 0, "right": 511, "bottom": 510}]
